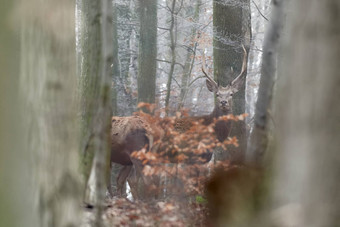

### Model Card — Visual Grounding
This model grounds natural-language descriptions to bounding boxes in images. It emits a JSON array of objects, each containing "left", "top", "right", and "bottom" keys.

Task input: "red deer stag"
[
  {"left": 165, "top": 45, "right": 248, "bottom": 162},
  {"left": 109, "top": 45, "right": 247, "bottom": 197},
  {"left": 200, "top": 44, "right": 247, "bottom": 141},
  {"left": 176, "top": 45, "right": 247, "bottom": 137}
]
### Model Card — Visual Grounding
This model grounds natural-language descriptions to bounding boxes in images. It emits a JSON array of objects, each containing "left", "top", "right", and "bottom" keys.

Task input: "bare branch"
[
  {"left": 188, "top": 76, "right": 206, "bottom": 87},
  {"left": 174, "top": 0, "right": 184, "bottom": 15},
  {"left": 252, "top": 0, "right": 269, "bottom": 21},
  {"left": 156, "top": 59, "right": 184, "bottom": 68}
]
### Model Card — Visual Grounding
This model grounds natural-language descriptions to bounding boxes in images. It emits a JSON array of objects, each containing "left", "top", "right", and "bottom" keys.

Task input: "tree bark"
[
  {"left": 213, "top": 0, "right": 251, "bottom": 162},
  {"left": 18, "top": 0, "right": 82, "bottom": 226},
  {"left": 115, "top": 0, "right": 136, "bottom": 116},
  {"left": 164, "top": 0, "right": 177, "bottom": 115},
  {"left": 247, "top": 0, "right": 285, "bottom": 165},
  {"left": 137, "top": 0, "right": 158, "bottom": 105},
  {"left": 271, "top": 0, "right": 340, "bottom": 226},
  {"left": 111, "top": 0, "right": 119, "bottom": 116},
  {"left": 79, "top": 1, "right": 113, "bottom": 225},
  {"left": 0, "top": 1, "right": 35, "bottom": 226}
]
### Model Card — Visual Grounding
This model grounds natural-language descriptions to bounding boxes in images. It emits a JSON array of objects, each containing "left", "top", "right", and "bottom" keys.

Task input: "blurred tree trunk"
[
  {"left": 78, "top": 1, "right": 113, "bottom": 225},
  {"left": 213, "top": 0, "right": 251, "bottom": 163},
  {"left": 271, "top": 0, "right": 340, "bottom": 226},
  {"left": 78, "top": 0, "right": 101, "bottom": 203},
  {"left": 109, "top": 0, "right": 122, "bottom": 195},
  {"left": 247, "top": 0, "right": 285, "bottom": 165},
  {"left": 0, "top": 1, "right": 35, "bottom": 226},
  {"left": 137, "top": 0, "right": 157, "bottom": 105},
  {"left": 18, "top": 0, "right": 82, "bottom": 226}
]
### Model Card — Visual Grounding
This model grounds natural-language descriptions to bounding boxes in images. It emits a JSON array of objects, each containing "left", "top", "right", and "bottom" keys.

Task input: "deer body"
[
  {"left": 111, "top": 116, "right": 150, "bottom": 165},
  {"left": 110, "top": 115, "right": 151, "bottom": 196},
  {"left": 110, "top": 114, "right": 164, "bottom": 197}
]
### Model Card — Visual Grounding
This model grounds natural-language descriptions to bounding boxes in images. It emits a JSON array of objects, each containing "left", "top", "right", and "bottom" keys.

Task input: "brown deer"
[
  {"left": 173, "top": 45, "right": 247, "bottom": 144},
  {"left": 109, "top": 45, "right": 247, "bottom": 197},
  {"left": 110, "top": 114, "right": 163, "bottom": 197}
]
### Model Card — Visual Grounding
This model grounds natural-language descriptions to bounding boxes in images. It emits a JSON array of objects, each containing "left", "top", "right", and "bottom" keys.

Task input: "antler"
[
  {"left": 201, "top": 51, "right": 218, "bottom": 87},
  {"left": 201, "top": 45, "right": 247, "bottom": 89},
  {"left": 231, "top": 45, "right": 248, "bottom": 86}
]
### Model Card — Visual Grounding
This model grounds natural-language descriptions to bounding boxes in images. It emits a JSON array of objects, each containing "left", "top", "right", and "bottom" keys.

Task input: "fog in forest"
[{"left": 1, "top": 0, "right": 339, "bottom": 226}]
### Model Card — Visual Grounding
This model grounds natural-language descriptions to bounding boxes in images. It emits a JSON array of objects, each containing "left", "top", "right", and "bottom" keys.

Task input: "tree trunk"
[
  {"left": 164, "top": 0, "right": 177, "bottom": 115},
  {"left": 213, "top": 0, "right": 251, "bottom": 162},
  {"left": 0, "top": 1, "right": 36, "bottom": 226},
  {"left": 19, "top": 0, "right": 82, "bottom": 226},
  {"left": 247, "top": 0, "right": 285, "bottom": 165},
  {"left": 137, "top": 0, "right": 158, "bottom": 105},
  {"left": 111, "top": 0, "right": 119, "bottom": 116},
  {"left": 115, "top": 0, "right": 136, "bottom": 116},
  {"left": 271, "top": 0, "right": 340, "bottom": 226},
  {"left": 78, "top": 1, "right": 113, "bottom": 225}
]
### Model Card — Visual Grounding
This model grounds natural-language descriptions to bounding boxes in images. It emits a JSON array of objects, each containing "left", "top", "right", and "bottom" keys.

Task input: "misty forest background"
[{"left": 1, "top": 0, "right": 340, "bottom": 227}]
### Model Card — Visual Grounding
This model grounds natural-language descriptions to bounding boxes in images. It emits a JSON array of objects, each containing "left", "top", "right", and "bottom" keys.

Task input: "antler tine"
[
  {"left": 231, "top": 44, "right": 248, "bottom": 86},
  {"left": 201, "top": 51, "right": 218, "bottom": 86}
]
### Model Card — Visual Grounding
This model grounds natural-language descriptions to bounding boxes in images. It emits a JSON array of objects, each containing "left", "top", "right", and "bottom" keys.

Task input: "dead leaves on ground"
[{"left": 100, "top": 198, "right": 207, "bottom": 227}]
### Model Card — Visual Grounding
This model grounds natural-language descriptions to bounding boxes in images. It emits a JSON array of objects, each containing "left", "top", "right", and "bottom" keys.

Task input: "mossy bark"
[{"left": 137, "top": 0, "right": 158, "bottom": 105}]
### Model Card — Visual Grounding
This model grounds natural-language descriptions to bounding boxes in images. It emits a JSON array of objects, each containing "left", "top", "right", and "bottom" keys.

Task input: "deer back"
[{"left": 111, "top": 114, "right": 164, "bottom": 165}]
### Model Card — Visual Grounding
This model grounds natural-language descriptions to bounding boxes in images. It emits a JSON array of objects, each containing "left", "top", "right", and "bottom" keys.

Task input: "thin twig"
[
  {"left": 188, "top": 76, "right": 206, "bottom": 87},
  {"left": 172, "top": 77, "right": 181, "bottom": 88},
  {"left": 156, "top": 59, "right": 184, "bottom": 68},
  {"left": 252, "top": 0, "right": 269, "bottom": 21}
]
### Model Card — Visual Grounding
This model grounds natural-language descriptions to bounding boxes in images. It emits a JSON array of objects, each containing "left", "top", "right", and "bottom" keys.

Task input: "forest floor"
[{"left": 81, "top": 196, "right": 208, "bottom": 227}]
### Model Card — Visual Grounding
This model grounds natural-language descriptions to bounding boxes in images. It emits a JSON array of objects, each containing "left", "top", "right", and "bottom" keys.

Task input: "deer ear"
[{"left": 206, "top": 79, "right": 218, "bottom": 93}]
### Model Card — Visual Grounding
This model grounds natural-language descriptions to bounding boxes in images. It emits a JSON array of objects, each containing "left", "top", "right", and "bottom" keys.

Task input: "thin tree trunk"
[
  {"left": 112, "top": 0, "right": 119, "bottom": 116},
  {"left": 178, "top": 0, "right": 201, "bottom": 110},
  {"left": 137, "top": 0, "right": 157, "bottom": 105},
  {"left": 79, "top": 2, "right": 113, "bottom": 225},
  {"left": 247, "top": 0, "right": 285, "bottom": 165},
  {"left": 79, "top": 0, "right": 101, "bottom": 203},
  {"left": 165, "top": 0, "right": 177, "bottom": 114}
]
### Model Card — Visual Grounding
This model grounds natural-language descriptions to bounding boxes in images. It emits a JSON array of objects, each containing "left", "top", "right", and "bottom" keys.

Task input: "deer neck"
[
  {"left": 211, "top": 105, "right": 231, "bottom": 119},
  {"left": 211, "top": 105, "right": 233, "bottom": 142},
  {"left": 201, "top": 105, "right": 231, "bottom": 125}
]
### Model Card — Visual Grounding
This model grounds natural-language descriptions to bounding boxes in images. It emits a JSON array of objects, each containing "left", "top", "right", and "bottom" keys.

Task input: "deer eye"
[
  {"left": 230, "top": 93, "right": 233, "bottom": 96},
  {"left": 216, "top": 93, "right": 220, "bottom": 97}
]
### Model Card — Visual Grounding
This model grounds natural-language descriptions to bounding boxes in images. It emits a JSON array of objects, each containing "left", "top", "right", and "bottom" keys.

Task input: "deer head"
[{"left": 202, "top": 45, "right": 248, "bottom": 113}]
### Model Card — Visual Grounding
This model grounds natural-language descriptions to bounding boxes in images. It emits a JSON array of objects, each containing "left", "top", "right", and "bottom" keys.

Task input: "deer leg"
[
  {"left": 107, "top": 163, "right": 114, "bottom": 197},
  {"left": 127, "top": 166, "right": 140, "bottom": 200},
  {"left": 130, "top": 159, "right": 159, "bottom": 200},
  {"left": 116, "top": 165, "right": 132, "bottom": 197}
]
